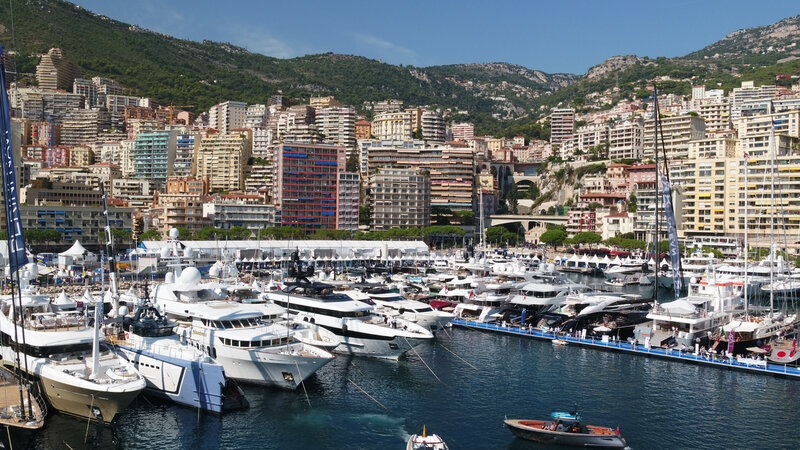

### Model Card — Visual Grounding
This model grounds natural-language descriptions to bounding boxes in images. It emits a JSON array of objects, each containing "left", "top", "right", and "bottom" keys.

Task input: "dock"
[{"left": 450, "top": 319, "right": 800, "bottom": 379}]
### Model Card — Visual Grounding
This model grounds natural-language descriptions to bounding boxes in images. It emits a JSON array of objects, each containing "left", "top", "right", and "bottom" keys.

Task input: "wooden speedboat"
[
  {"left": 407, "top": 425, "right": 449, "bottom": 450},
  {"left": 505, "top": 412, "right": 625, "bottom": 448}
]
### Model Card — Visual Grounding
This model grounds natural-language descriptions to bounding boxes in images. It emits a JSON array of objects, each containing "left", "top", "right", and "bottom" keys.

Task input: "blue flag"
[
  {"left": 0, "top": 47, "right": 28, "bottom": 273},
  {"left": 660, "top": 173, "right": 682, "bottom": 298}
]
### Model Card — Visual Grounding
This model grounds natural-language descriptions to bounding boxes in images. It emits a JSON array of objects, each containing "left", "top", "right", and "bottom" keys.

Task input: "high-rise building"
[
  {"left": 369, "top": 167, "right": 430, "bottom": 231},
  {"left": 421, "top": 110, "right": 446, "bottom": 142},
  {"left": 174, "top": 133, "right": 198, "bottom": 177},
  {"left": 35, "top": 48, "right": 78, "bottom": 91},
  {"left": 316, "top": 106, "right": 357, "bottom": 151},
  {"left": 273, "top": 142, "right": 347, "bottom": 232},
  {"left": 310, "top": 96, "right": 341, "bottom": 109},
  {"left": 643, "top": 114, "right": 705, "bottom": 160},
  {"left": 208, "top": 101, "right": 247, "bottom": 134},
  {"left": 729, "top": 81, "right": 778, "bottom": 119},
  {"left": 9, "top": 87, "right": 84, "bottom": 123},
  {"left": 245, "top": 104, "right": 268, "bottom": 129},
  {"left": 133, "top": 130, "right": 178, "bottom": 184},
  {"left": 60, "top": 109, "right": 110, "bottom": 146},
  {"left": 698, "top": 101, "right": 731, "bottom": 132},
  {"left": 367, "top": 144, "right": 476, "bottom": 211},
  {"left": 196, "top": 131, "right": 252, "bottom": 191},
  {"left": 372, "top": 111, "right": 413, "bottom": 141},
  {"left": 550, "top": 108, "right": 575, "bottom": 157},
  {"left": 29, "top": 121, "right": 61, "bottom": 147},
  {"left": 69, "top": 146, "right": 95, "bottom": 168},
  {"left": 276, "top": 105, "right": 317, "bottom": 142},
  {"left": 608, "top": 119, "right": 644, "bottom": 160},
  {"left": 337, "top": 172, "right": 360, "bottom": 231}
]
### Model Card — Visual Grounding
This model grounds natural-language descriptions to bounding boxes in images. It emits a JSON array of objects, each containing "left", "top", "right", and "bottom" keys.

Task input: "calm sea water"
[{"left": 32, "top": 277, "right": 800, "bottom": 449}]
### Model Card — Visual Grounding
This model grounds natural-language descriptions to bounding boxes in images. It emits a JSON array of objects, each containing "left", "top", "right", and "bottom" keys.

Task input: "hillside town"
[{"left": 5, "top": 47, "right": 800, "bottom": 257}]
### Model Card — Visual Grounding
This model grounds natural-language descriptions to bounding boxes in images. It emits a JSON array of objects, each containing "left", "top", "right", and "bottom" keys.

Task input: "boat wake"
[{"left": 354, "top": 413, "right": 410, "bottom": 440}]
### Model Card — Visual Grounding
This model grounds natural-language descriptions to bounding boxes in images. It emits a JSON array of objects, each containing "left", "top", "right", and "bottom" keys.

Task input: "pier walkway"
[{"left": 451, "top": 319, "right": 800, "bottom": 379}]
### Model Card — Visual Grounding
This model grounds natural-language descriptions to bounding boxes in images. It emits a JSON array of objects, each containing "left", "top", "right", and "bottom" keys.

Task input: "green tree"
[
  {"left": 413, "top": 128, "right": 423, "bottom": 140},
  {"left": 176, "top": 227, "right": 194, "bottom": 240},
  {"left": 453, "top": 210, "right": 475, "bottom": 226},
  {"left": 587, "top": 202, "right": 603, "bottom": 211},
  {"left": 526, "top": 183, "right": 540, "bottom": 200},
  {"left": 346, "top": 151, "right": 360, "bottom": 173},
  {"left": 485, "top": 226, "right": 505, "bottom": 245},
  {"left": 359, "top": 205, "right": 371, "bottom": 226},
  {"left": 139, "top": 229, "right": 162, "bottom": 242},
  {"left": 227, "top": 226, "right": 252, "bottom": 240},
  {"left": 539, "top": 228, "right": 567, "bottom": 246},
  {"left": 571, "top": 231, "right": 602, "bottom": 245}
]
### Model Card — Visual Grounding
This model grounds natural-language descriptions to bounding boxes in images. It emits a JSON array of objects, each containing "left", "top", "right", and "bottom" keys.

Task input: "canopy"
[
  {"left": 659, "top": 299, "right": 696, "bottom": 315},
  {"left": 59, "top": 241, "right": 88, "bottom": 257},
  {"left": 746, "top": 347, "right": 768, "bottom": 354}
]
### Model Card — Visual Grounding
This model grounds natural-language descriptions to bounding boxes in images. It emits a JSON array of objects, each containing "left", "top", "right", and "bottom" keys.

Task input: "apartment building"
[
  {"left": 208, "top": 100, "right": 246, "bottom": 133},
  {"left": 643, "top": 114, "right": 705, "bottom": 159},
  {"left": 575, "top": 122, "right": 608, "bottom": 153},
  {"left": 316, "top": 106, "right": 357, "bottom": 150},
  {"left": 729, "top": 81, "right": 778, "bottom": 119},
  {"left": 9, "top": 87, "right": 84, "bottom": 123},
  {"left": 369, "top": 167, "right": 430, "bottom": 231},
  {"left": 196, "top": 131, "right": 252, "bottom": 191},
  {"left": 203, "top": 199, "right": 280, "bottom": 231},
  {"left": 450, "top": 123, "right": 475, "bottom": 141},
  {"left": 372, "top": 111, "right": 413, "bottom": 141},
  {"left": 35, "top": 48, "right": 78, "bottom": 91},
  {"left": 133, "top": 130, "right": 177, "bottom": 184},
  {"left": 608, "top": 119, "right": 644, "bottom": 160},
  {"left": 60, "top": 108, "right": 110, "bottom": 146},
  {"left": 174, "top": 133, "right": 198, "bottom": 177},
  {"left": 21, "top": 204, "right": 132, "bottom": 243},
  {"left": 29, "top": 121, "right": 60, "bottom": 146},
  {"left": 273, "top": 142, "right": 347, "bottom": 232},
  {"left": 355, "top": 120, "right": 372, "bottom": 141},
  {"left": 697, "top": 100, "right": 731, "bottom": 132},
  {"left": 337, "top": 172, "right": 360, "bottom": 231},
  {"left": 550, "top": 108, "right": 575, "bottom": 157},
  {"left": 69, "top": 146, "right": 95, "bottom": 168},
  {"left": 421, "top": 110, "right": 446, "bottom": 142}
]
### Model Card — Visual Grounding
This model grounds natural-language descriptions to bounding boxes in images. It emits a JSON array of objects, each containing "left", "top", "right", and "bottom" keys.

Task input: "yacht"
[
  {"left": 633, "top": 278, "right": 742, "bottom": 349},
  {"left": 344, "top": 288, "right": 453, "bottom": 332},
  {"left": 0, "top": 287, "right": 145, "bottom": 423},
  {"left": 112, "top": 295, "right": 248, "bottom": 413},
  {"left": 266, "top": 281, "right": 433, "bottom": 359},
  {"left": 680, "top": 249, "right": 717, "bottom": 283},
  {"left": 152, "top": 267, "right": 336, "bottom": 388}
]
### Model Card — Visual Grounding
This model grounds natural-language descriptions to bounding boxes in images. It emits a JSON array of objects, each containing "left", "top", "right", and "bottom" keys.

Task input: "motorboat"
[
  {"left": 406, "top": 425, "right": 449, "bottom": 450},
  {"left": 0, "top": 366, "right": 45, "bottom": 449},
  {"left": 718, "top": 312, "right": 798, "bottom": 355},
  {"left": 344, "top": 288, "right": 453, "bottom": 332},
  {"left": 504, "top": 411, "right": 625, "bottom": 448},
  {"left": 112, "top": 294, "right": 248, "bottom": 413}
]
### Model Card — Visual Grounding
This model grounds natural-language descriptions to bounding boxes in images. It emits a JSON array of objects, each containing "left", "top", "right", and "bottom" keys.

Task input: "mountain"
[
  {"left": 684, "top": 14, "right": 800, "bottom": 64},
  {"left": 0, "top": 0, "right": 572, "bottom": 123}
]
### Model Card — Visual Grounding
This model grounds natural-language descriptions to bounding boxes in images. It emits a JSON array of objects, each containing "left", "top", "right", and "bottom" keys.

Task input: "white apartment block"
[
  {"left": 245, "top": 104, "right": 268, "bottom": 129},
  {"left": 575, "top": 123, "right": 608, "bottom": 153},
  {"left": 550, "top": 108, "right": 575, "bottom": 148},
  {"left": 608, "top": 119, "right": 643, "bottom": 160},
  {"left": 372, "top": 111, "right": 413, "bottom": 141},
  {"left": 196, "top": 131, "right": 252, "bottom": 191},
  {"left": 252, "top": 128, "right": 274, "bottom": 159},
  {"left": 421, "top": 110, "right": 446, "bottom": 142},
  {"left": 698, "top": 101, "right": 731, "bottom": 132}
]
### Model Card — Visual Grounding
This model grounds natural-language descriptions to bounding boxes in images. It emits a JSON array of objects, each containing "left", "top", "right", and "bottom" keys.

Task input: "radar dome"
[
  {"left": 169, "top": 228, "right": 179, "bottom": 239},
  {"left": 165, "top": 272, "right": 175, "bottom": 284},
  {"left": 118, "top": 306, "right": 129, "bottom": 317},
  {"left": 178, "top": 266, "right": 202, "bottom": 285},
  {"left": 160, "top": 247, "right": 171, "bottom": 259}
]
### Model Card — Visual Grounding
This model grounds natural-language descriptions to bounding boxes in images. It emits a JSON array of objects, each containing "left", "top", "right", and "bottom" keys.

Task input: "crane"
[{"left": 166, "top": 104, "right": 194, "bottom": 124}]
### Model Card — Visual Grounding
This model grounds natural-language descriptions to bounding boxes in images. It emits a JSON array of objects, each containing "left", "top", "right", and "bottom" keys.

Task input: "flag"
[
  {"left": 660, "top": 173, "right": 682, "bottom": 299},
  {"left": 0, "top": 47, "right": 28, "bottom": 273},
  {"left": 791, "top": 338, "right": 797, "bottom": 358},
  {"left": 615, "top": 426, "right": 620, "bottom": 436},
  {"left": 727, "top": 330, "right": 736, "bottom": 355}
]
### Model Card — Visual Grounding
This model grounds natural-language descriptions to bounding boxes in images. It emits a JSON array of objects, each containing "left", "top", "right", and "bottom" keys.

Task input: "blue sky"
[{"left": 74, "top": 0, "right": 799, "bottom": 74}]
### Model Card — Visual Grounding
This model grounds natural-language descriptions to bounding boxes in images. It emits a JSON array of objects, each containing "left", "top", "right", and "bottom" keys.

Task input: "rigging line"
[
  {"left": 295, "top": 361, "right": 311, "bottom": 408},
  {"left": 403, "top": 336, "right": 441, "bottom": 383},
  {"left": 436, "top": 341, "right": 478, "bottom": 371},
  {"left": 346, "top": 378, "right": 387, "bottom": 411}
]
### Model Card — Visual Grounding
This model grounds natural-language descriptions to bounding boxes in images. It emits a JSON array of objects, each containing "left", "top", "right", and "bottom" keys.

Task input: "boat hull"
[
  {"left": 214, "top": 345, "right": 333, "bottom": 388},
  {"left": 39, "top": 375, "right": 141, "bottom": 423},
  {"left": 505, "top": 420, "right": 625, "bottom": 448},
  {"left": 118, "top": 346, "right": 247, "bottom": 413}
]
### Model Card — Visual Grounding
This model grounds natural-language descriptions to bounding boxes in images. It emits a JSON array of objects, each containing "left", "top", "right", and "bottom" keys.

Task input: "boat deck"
[
  {"left": 0, "top": 373, "right": 45, "bottom": 429},
  {"left": 451, "top": 319, "right": 800, "bottom": 379}
]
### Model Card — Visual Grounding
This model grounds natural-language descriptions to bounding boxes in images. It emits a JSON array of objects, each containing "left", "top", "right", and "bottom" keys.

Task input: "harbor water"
[
  {"left": 31, "top": 275, "right": 800, "bottom": 449},
  {"left": 34, "top": 329, "right": 800, "bottom": 449}
]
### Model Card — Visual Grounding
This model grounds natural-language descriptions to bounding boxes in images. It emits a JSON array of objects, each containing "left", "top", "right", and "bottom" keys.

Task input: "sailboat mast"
[
  {"left": 743, "top": 150, "right": 749, "bottom": 320},
  {"left": 769, "top": 123, "right": 776, "bottom": 316},
  {"left": 100, "top": 180, "right": 120, "bottom": 316},
  {"left": 479, "top": 185, "right": 485, "bottom": 249},
  {"left": 652, "top": 86, "right": 660, "bottom": 305}
]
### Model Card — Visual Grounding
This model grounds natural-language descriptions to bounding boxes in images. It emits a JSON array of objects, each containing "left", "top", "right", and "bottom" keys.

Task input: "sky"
[{"left": 73, "top": 0, "right": 800, "bottom": 74}]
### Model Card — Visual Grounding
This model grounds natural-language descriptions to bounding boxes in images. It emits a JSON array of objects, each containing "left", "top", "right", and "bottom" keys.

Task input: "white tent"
[{"left": 59, "top": 241, "right": 88, "bottom": 257}]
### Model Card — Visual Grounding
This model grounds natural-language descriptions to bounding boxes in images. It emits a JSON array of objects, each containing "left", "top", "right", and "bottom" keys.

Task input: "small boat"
[
  {"left": 552, "top": 339, "right": 568, "bottom": 346},
  {"left": 407, "top": 425, "right": 449, "bottom": 450},
  {"left": 505, "top": 411, "right": 626, "bottom": 448}
]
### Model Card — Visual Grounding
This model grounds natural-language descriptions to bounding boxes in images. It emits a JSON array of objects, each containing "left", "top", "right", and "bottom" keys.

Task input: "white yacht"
[
  {"left": 266, "top": 282, "right": 433, "bottom": 359},
  {"left": 151, "top": 268, "right": 336, "bottom": 388},
  {"left": 344, "top": 288, "right": 453, "bottom": 331},
  {"left": 0, "top": 286, "right": 145, "bottom": 423},
  {"left": 633, "top": 278, "right": 742, "bottom": 349}
]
